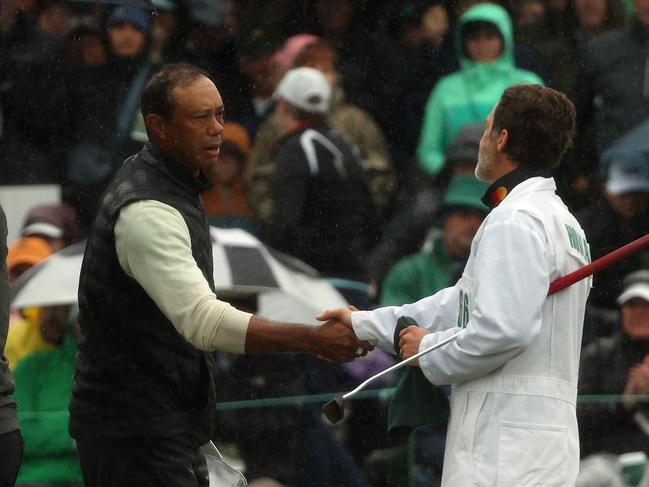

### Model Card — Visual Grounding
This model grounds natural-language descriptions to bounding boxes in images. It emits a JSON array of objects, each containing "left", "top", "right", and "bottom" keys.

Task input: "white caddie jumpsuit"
[{"left": 353, "top": 177, "right": 591, "bottom": 486}]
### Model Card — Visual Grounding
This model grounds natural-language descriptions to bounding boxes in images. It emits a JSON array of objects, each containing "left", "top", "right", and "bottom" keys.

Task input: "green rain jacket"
[
  {"left": 13, "top": 334, "right": 82, "bottom": 485},
  {"left": 416, "top": 3, "right": 543, "bottom": 177},
  {"left": 380, "top": 231, "right": 458, "bottom": 307}
]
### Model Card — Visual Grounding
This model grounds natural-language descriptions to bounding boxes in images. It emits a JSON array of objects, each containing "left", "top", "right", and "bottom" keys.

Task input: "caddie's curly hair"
[
  {"left": 141, "top": 63, "right": 212, "bottom": 120},
  {"left": 492, "top": 84, "right": 576, "bottom": 170}
]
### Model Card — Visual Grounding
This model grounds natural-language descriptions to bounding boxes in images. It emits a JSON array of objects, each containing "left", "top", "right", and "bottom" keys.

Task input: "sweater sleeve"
[{"left": 115, "top": 200, "right": 252, "bottom": 353}]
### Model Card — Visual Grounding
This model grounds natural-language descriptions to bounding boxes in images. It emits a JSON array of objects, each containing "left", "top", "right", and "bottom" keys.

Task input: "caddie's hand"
[
  {"left": 399, "top": 326, "right": 431, "bottom": 367},
  {"left": 316, "top": 305, "right": 358, "bottom": 328},
  {"left": 313, "top": 318, "right": 373, "bottom": 363}
]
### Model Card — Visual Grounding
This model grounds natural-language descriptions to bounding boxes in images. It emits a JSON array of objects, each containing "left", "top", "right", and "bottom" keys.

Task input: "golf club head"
[{"left": 322, "top": 396, "right": 344, "bottom": 424}]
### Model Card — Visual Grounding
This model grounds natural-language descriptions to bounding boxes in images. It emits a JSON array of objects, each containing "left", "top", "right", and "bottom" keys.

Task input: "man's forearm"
[
  {"left": 245, "top": 315, "right": 316, "bottom": 354},
  {"left": 245, "top": 315, "right": 371, "bottom": 363}
]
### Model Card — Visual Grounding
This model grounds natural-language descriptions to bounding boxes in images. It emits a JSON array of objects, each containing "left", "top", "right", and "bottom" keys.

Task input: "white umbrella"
[{"left": 11, "top": 227, "right": 347, "bottom": 322}]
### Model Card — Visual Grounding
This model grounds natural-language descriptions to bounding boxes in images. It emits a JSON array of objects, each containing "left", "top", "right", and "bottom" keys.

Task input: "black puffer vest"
[{"left": 69, "top": 144, "right": 216, "bottom": 445}]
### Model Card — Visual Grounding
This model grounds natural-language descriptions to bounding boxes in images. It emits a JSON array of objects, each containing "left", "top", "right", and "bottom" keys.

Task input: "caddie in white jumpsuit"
[{"left": 319, "top": 85, "right": 591, "bottom": 486}]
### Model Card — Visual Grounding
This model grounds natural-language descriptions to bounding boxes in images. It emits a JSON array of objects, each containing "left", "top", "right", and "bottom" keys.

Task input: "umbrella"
[{"left": 11, "top": 227, "right": 347, "bottom": 323}]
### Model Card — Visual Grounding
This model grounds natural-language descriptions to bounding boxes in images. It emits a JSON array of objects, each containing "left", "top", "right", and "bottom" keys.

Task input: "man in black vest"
[{"left": 69, "top": 63, "right": 369, "bottom": 487}]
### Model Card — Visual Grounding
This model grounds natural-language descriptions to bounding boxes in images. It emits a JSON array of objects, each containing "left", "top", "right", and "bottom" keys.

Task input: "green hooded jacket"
[{"left": 416, "top": 3, "right": 543, "bottom": 177}]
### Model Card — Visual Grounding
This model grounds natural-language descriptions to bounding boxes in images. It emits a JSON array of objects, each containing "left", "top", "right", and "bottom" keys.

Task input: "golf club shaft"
[{"left": 342, "top": 330, "right": 463, "bottom": 400}]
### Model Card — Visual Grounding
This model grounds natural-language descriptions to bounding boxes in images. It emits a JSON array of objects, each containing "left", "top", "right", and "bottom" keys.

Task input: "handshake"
[
  {"left": 312, "top": 307, "right": 432, "bottom": 365},
  {"left": 312, "top": 306, "right": 373, "bottom": 363}
]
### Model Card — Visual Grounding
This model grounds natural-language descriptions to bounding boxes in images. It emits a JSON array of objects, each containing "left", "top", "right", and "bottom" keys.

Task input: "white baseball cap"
[
  {"left": 274, "top": 67, "right": 331, "bottom": 115},
  {"left": 617, "top": 270, "right": 649, "bottom": 305},
  {"left": 604, "top": 151, "right": 649, "bottom": 196}
]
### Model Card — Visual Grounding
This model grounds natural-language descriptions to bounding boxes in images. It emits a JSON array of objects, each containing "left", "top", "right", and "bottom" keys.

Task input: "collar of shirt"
[
  {"left": 481, "top": 167, "right": 552, "bottom": 210},
  {"left": 144, "top": 143, "right": 214, "bottom": 195}
]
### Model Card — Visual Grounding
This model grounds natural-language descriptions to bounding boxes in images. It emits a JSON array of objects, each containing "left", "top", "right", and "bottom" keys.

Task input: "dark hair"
[
  {"left": 141, "top": 63, "right": 213, "bottom": 120},
  {"left": 492, "top": 84, "right": 575, "bottom": 170}
]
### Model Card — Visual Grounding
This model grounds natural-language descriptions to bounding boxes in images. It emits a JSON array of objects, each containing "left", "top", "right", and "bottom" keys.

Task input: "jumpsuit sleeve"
[{"left": 419, "top": 213, "right": 550, "bottom": 385}]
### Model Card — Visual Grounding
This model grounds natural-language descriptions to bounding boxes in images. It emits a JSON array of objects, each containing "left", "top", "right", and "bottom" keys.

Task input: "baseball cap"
[
  {"left": 604, "top": 151, "right": 649, "bottom": 196},
  {"left": 107, "top": 6, "right": 150, "bottom": 33},
  {"left": 7, "top": 237, "right": 52, "bottom": 272},
  {"left": 274, "top": 67, "right": 332, "bottom": 115},
  {"left": 21, "top": 203, "right": 79, "bottom": 247},
  {"left": 441, "top": 175, "right": 489, "bottom": 213},
  {"left": 445, "top": 124, "right": 483, "bottom": 167},
  {"left": 617, "top": 270, "right": 649, "bottom": 305}
]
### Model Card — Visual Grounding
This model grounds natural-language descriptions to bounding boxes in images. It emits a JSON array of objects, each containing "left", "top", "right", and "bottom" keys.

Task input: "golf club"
[{"left": 322, "top": 232, "right": 649, "bottom": 424}]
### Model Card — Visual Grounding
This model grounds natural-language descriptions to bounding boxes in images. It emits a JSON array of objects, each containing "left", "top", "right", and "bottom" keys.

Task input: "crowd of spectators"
[{"left": 3, "top": 0, "right": 649, "bottom": 485}]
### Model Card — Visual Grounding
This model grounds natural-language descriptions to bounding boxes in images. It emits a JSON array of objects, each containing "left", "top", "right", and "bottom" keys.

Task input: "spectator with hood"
[{"left": 416, "top": 3, "right": 543, "bottom": 178}]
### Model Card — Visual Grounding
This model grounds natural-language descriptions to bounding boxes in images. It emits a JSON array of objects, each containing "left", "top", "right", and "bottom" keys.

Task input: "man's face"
[
  {"left": 622, "top": 297, "right": 649, "bottom": 338},
  {"left": 465, "top": 28, "right": 503, "bottom": 63},
  {"left": 108, "top": 23, "right": 146, "bottom": 59},
  {"left": 476, "top": 108, "right": 498, "bottom": 182},
  {"left": 159, "top": 76, "right": 225, "bottom": 175},
  {"left": 442, "top": 208, "right": 485, "bottom": 259}
]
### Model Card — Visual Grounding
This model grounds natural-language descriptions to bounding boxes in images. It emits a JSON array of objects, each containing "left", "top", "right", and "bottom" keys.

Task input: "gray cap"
[{"left": 445, "top": 123, "right": 483, "bottom": 167}]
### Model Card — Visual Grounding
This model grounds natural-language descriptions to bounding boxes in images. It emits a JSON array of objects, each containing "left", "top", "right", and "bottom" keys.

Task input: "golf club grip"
[{"left": 548, "top": 233, "right": 649, "bottom": 295}]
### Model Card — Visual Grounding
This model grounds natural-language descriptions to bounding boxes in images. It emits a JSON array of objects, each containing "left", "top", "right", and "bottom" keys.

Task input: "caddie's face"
[
  {"left": 476, "top": 107, "right": 497, "bottom": 182},
  {"left": 162, "top": 76, "right": 224, "bottom": 176}
]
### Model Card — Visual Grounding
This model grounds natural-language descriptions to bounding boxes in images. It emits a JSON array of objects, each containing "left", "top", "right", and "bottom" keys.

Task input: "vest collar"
[
  {"left": 481, "top": 167, "right": 552, "bottom": 210},
  {"left": 143, "top": 143, "right": 214, "bottom": 195}
]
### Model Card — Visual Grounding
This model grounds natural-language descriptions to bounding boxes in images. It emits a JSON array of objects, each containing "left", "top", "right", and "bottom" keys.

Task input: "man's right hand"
[{"left": 312, "top": 318, "right": 373, "bottom": 363}]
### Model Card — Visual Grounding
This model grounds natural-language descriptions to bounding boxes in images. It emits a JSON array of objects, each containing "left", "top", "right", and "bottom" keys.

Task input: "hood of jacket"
[{"left": 455, "top": 3, "right": 515, "bottom": 72}]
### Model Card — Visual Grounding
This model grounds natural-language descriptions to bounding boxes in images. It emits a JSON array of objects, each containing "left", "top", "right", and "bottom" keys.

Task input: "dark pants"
[
  {"left": 0, "top": 429, "right": 23, "bottom": 487},
  {"left": 77, "top": 435, "right": 208, "bottom": 487}
]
